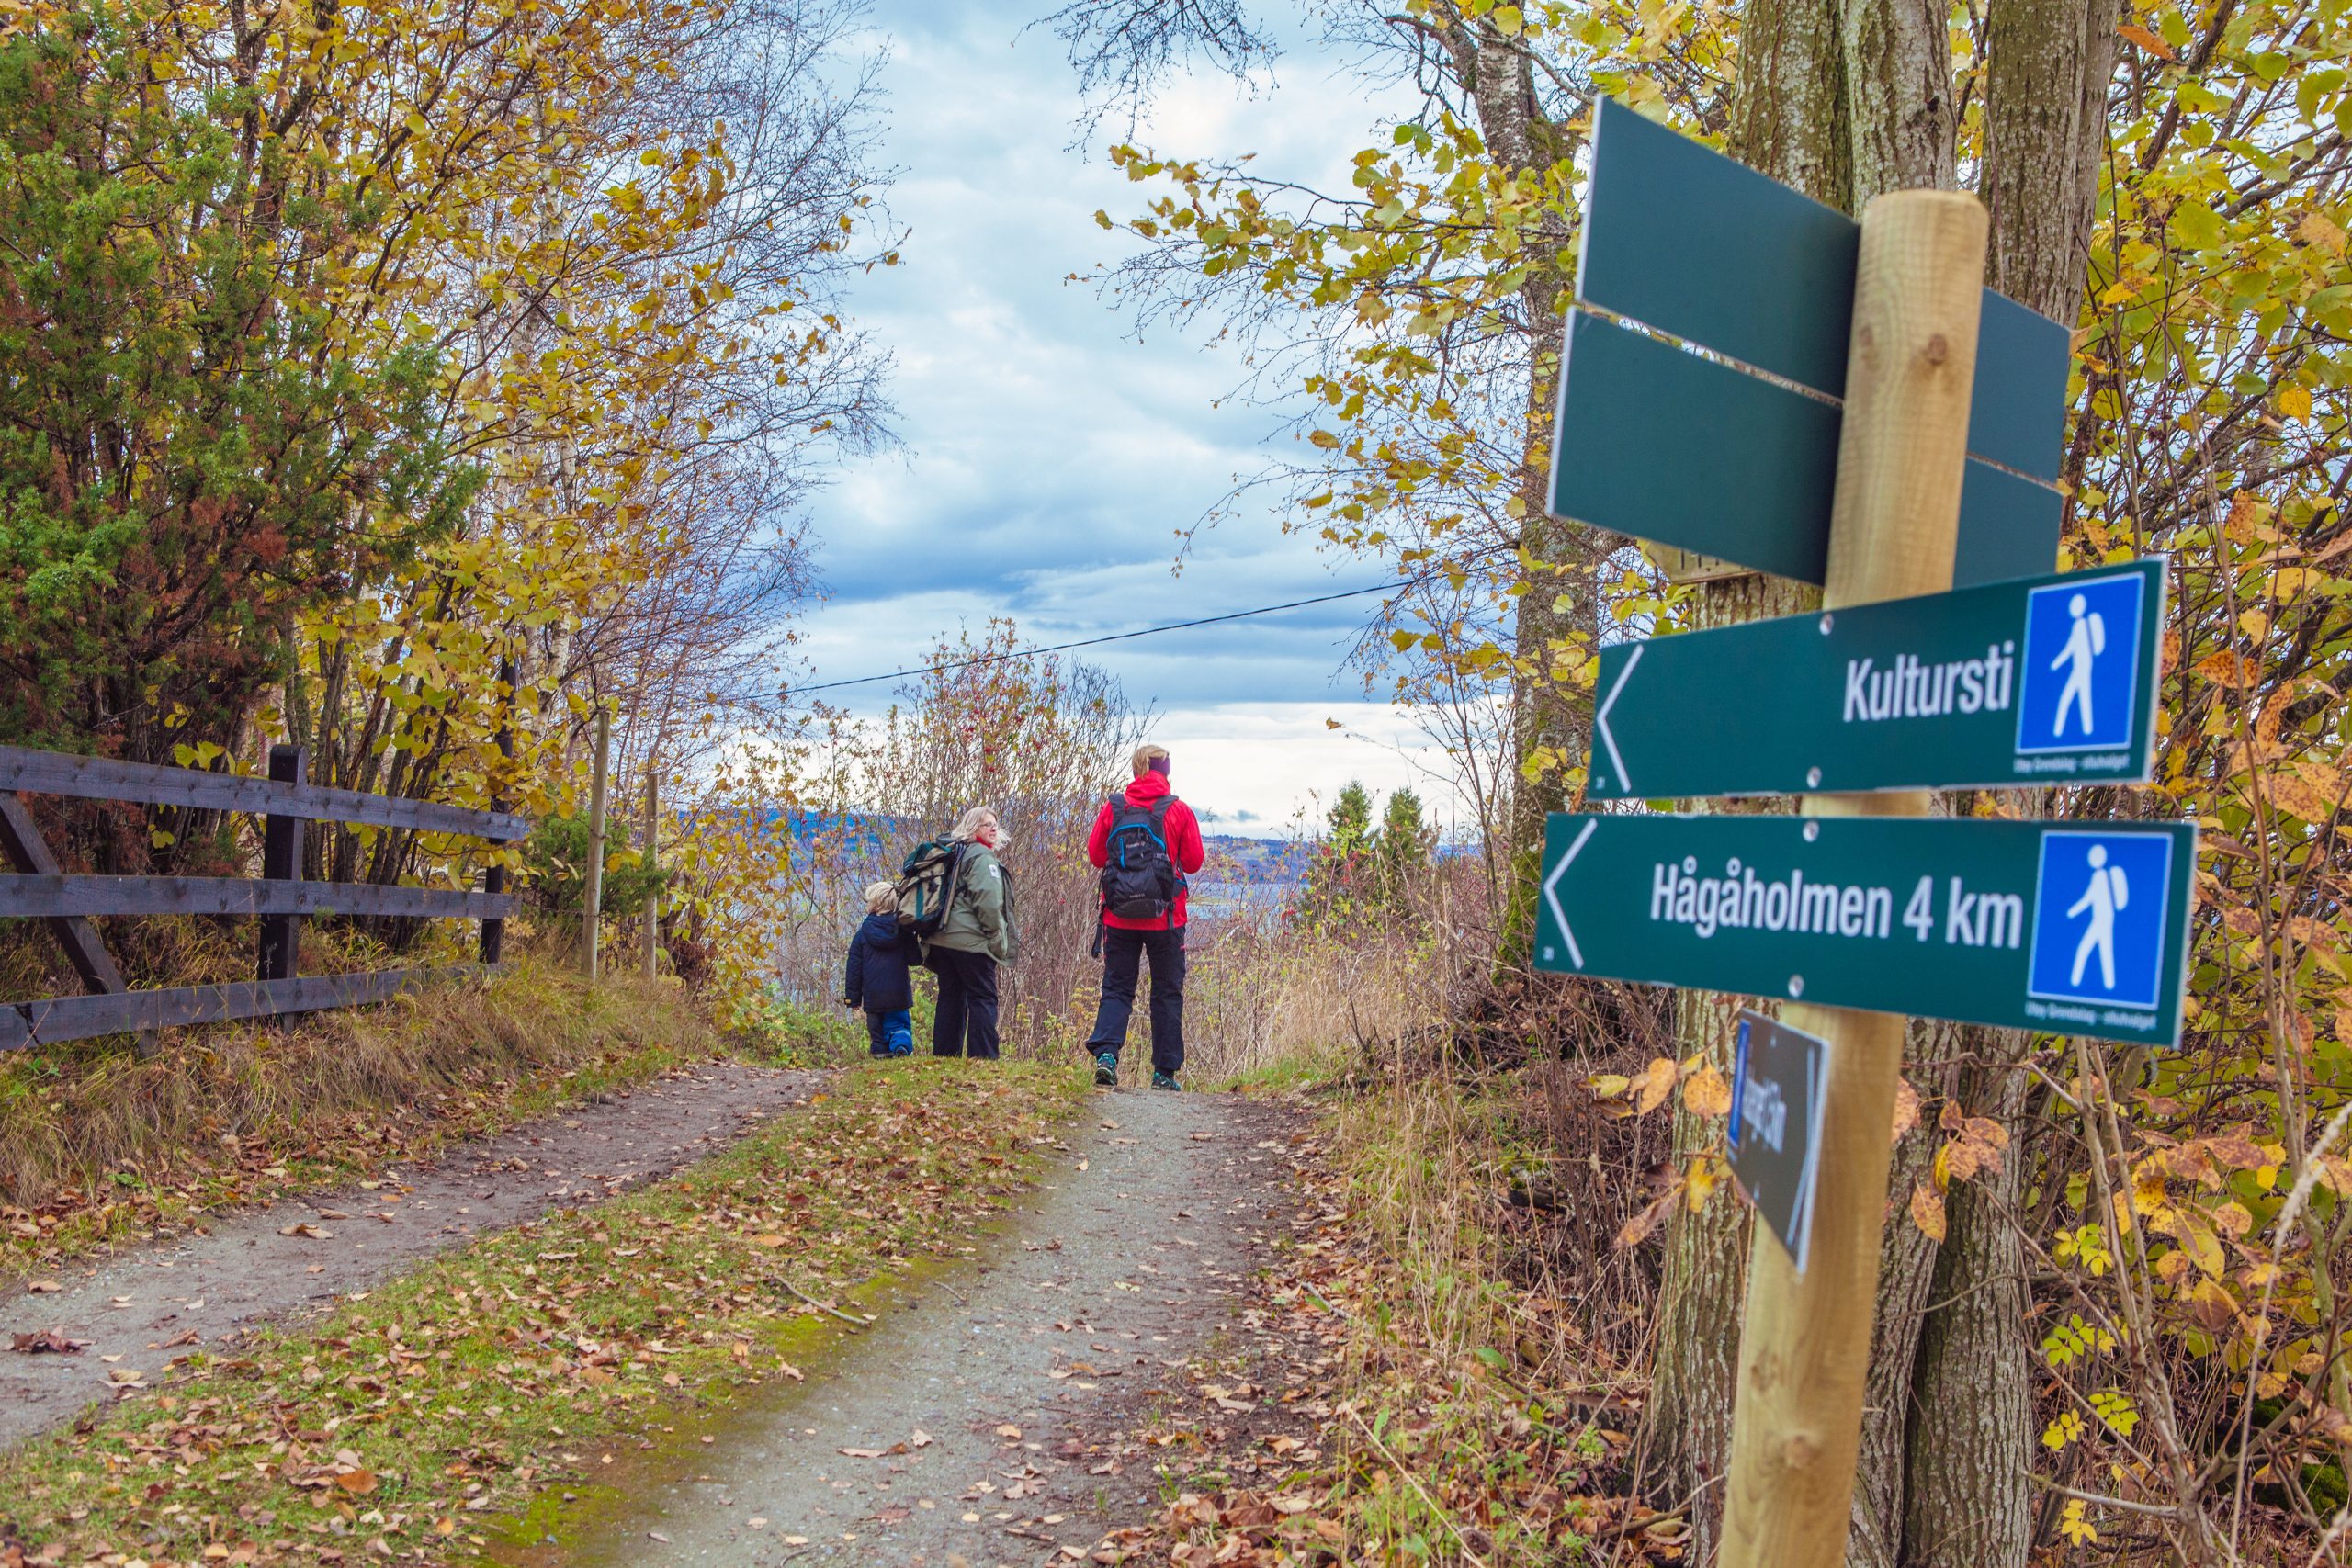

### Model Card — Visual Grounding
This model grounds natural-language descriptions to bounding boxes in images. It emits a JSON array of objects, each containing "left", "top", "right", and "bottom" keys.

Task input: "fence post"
[
  {"left": 642, "top": 766, "right": 660, "bottom": 980},
  {"left": 258, "top": 744, "right": 306, "bottom": 986},
  {"left": 1717, "top": 191, "right": 1988, "bottom": 1568},
  {"left": 481, "top": 657, "right": 516, "bottom": 966},
  {"left": 582, "top": 705, "right": 610, "bottom": 980}
]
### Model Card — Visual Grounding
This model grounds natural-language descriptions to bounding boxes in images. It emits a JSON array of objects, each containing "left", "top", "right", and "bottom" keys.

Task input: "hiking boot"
[
  {"left": 1092, "top": 1052, "right": 1119, "bottom": 1088},
  {"left": 1151, "top": 1071, "right": 1181, "bottom": 1092}
]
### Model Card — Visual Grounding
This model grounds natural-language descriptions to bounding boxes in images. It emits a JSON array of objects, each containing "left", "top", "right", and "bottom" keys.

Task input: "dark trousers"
[
  {"left": 1085, "top": 924, "right": 1186, "bottom": 1076},
  {"left": 929, "top": 947, "right": 1000, "bottom": 1059}
]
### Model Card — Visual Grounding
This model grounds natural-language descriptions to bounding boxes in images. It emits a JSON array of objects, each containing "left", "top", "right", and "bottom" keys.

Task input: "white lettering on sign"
[
  {"left": 1842, "top": 643, "right": 2017, "bottom": 723},
  {"left": 1739, "top": 1068, "right": 1789, "bottom": 1154},
  {"left": 1945, "top": 876, "right": 2026, "bottom": 949},
  {"left": 1650, "top": 857, "right": 1893, "bottom": 941}
]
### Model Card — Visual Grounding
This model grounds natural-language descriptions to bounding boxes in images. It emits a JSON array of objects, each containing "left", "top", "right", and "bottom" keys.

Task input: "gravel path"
[
  {"left": 0, "top": 1061, "right": 820, "bottom": 1450},
  {"left": 500, "top": 1086, "right": 1306, "bottom": 1568}
]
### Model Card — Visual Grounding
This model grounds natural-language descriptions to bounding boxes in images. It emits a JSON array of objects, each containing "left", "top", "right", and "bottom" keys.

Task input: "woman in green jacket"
[{"left": 927, "top": 806, "right": 1015, "bottom": 1059}]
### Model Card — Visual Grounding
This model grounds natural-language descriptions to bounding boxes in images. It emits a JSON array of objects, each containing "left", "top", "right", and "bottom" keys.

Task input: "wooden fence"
[{"left": 0, "top": 743, "right": 527, "bottom": 1054}]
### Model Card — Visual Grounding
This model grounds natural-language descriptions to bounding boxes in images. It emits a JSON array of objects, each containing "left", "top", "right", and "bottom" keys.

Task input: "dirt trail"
[
  {"left": 493, "top": 1087, "right": 1305, "bottom": 1568},
  {"left": 0, "top": 1061, "right": 819, "bottom": 1451}
]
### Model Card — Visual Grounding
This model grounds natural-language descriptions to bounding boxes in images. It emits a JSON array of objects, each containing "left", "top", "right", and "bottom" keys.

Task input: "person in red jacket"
[{"left": 1084, "top": 743, "right": 1206, "bottom": 1089}]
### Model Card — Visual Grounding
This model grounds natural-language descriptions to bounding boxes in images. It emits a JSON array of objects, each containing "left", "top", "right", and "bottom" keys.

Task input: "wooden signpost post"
[
  {"left": 1537, "top": 103, "right": 2199, "bottom": 1568},
  {"left": 1717, "top": 188, "right": 1983, "bottom": 1568}
]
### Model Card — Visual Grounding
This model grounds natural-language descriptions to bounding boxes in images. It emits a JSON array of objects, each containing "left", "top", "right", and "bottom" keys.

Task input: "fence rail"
[{"left": 0, "top": 741, "right": 523, "bottom": 1055}]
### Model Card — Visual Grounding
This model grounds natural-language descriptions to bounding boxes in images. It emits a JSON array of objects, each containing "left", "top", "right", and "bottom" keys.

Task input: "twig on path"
[
  {"left": 779, "top": 1278, "right": 870, "bottom": 1327},
  {"left": 1594, "top": 1503, "right": 1687, "bottom": 1540},
  {"left": 1349, "top": 1411, "right": 1490, "bottom": 1568}
]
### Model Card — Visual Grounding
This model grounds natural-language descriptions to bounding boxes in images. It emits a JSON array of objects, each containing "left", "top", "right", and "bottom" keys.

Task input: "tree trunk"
[
  {"left": 1894, "top": 5, "right": 2116, "bottom": 1559},
  {"left": 1981, "top": 0, "right": 2120, "bottom": 319},
  {"left": 1435, "top": 12, "right": 1599, "bottom": 969},
  {"left": 1638, "top": 573, "right": 1814, "bottom": 1556},
  {"left": 1639, "top": 0, "right": 1860, "bottom": 1532},
  {"left": 1902, "top": 1057, "right": 2035, "bottom": 1568},
  {"left": 1849, "top": 1016, "right": 1962, "bottom": 1568}
]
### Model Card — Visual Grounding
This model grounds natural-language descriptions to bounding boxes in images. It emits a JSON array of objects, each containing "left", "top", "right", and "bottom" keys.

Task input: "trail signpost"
[
  {"left": 1538, "top": 102, "right": 2200, "bottom": 1568},
  {"left": 1588, "top": 557, "right": 2168, "bottom": 799}
]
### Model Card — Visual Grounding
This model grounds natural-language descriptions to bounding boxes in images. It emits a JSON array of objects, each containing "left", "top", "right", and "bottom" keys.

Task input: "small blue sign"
[
  {"left": 2017, "top": 571, "right": 2145, "bottom": 755},
  {"left": 2028, "top": 830, "right": 2176, "bottom": 1010}
]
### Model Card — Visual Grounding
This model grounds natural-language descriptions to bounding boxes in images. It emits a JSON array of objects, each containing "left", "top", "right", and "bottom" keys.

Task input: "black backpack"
[
  {"left": 895, "top": 839, "right": 966, "bottom": 939},
  {"left": 1099, "top": 796, "right": 1180, "bottom": 921}
]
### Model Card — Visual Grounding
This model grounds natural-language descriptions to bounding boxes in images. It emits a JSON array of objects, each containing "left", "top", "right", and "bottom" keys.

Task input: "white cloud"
[
  {"left": 797, "top": 0, "right": 1445, "bottom": 834},
  {"left": 1156, "top": 703, "right": 1471, "bottom": 839}
]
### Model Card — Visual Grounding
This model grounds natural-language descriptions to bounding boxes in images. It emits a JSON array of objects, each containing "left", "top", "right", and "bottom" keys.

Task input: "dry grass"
[
  {"left": 1182, "top": 917, "right": 1441, "bottom": 1088},
  {"left": 0, "top": 956, "right": 741, "bottom": 1274}
]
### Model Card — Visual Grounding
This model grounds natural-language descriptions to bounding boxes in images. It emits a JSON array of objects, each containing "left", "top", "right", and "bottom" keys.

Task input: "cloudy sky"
[{"left": 792, "top": 1, "right": 1463, "bottom": 839}]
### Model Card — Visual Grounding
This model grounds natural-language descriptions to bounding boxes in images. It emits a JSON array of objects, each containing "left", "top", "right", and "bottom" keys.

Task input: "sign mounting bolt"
[
  {"left": 1806, "top": 766, "right": 1823, "bottom": 788},
  {"left": 1817, "top": 614, "right": 1834, "bottom": 635},
  {"left": 1787, "top": 976, "right": 1805, "bottom": 999},
  {"left": 1803, "top": 820, "right": 1821, "bottom": 842}
]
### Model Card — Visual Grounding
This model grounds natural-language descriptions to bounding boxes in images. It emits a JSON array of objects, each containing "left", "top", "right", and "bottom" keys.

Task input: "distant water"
[{"left": 1187, "top": 878, "right": 1295, "bottom": 917}]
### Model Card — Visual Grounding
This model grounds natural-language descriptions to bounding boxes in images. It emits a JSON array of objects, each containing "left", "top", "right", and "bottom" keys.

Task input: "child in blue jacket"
[{"left": 843, "top": 882, "right": 915, "bottom": 1057}]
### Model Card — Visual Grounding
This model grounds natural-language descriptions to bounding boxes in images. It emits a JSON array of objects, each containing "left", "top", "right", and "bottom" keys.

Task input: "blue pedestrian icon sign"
[
  {"left": 2029, "top": 831, "right": 2176, "bottom": 1012},
  {"left": 2017, "top": 571, "right": 2145, "bottom": 756}
]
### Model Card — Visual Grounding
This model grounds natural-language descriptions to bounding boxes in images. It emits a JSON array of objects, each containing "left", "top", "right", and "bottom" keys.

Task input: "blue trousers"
[{"left": 865, "top": 1008, "right": 913, "bottom": 1056}]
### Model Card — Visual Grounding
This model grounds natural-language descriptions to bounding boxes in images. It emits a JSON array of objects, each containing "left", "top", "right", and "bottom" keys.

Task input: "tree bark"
[
  {"left": 1434, "top": 12, "right": 1599, "bottom": 967},
  {"left": 1638, "top": 573, "right": 1815, "bottom": 1557},
  {"left": 1838, "top": 0, "right": 1959, "bottom": 202},
  {"left": 1893, "top": 5, "right": 2117, "bottom": 1562},
  {"left": 1902, "top": 1058, "right": 2035, "bottom": 1568},
  {"left": 1639, "top": 8, "right": 1849, "bottom": 1537},
  {"left": 1982, "top": 0, "right": 2120, "bottom": 320},
  {"left": 1849, "top": 1016, "right": 1961, "bottom": 1568}
]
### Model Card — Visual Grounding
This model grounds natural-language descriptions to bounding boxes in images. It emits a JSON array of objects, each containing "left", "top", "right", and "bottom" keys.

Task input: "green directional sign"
[
  {"left": 1589, "top": 558, "right": 2167, "bottom": 799},
  {"left": 1534, "top": 812, "right": 2197, "bottom": 1045},
  {"left": 1548, "top": 99, "right": 2073, "bottom": 589}
]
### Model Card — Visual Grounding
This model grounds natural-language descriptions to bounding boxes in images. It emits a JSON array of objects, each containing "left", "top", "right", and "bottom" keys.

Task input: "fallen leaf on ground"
[
  {"left": 9, "top": 1329, "right": 89, "bottom": 1354},
  {"left": 278, "top": 1223, "right": 334, "bottom": 1239}
]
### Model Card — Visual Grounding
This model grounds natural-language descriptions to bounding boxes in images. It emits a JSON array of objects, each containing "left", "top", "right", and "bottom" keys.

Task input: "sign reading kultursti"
[
  {"left": 1588, "top": 558, "right": 2167, "bottom": 799},
  {"left": 1533, "top": 813, "right": 2196, "bottom": 1047}
]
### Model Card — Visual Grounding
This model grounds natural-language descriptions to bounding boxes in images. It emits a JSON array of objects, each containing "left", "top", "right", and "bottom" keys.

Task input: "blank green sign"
[{"left": 1551, "top": 100, "right": 2073, "bottom": 588}]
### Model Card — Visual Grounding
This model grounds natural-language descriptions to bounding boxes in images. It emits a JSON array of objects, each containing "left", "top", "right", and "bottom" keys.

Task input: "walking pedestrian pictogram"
[
  {"left": 2051, "top": 594, "right": 2106, "bottom": 739},
  {"left": 2018, "top": 570, "right": 2145, "bottom": 756},
  {"left": 2029, "top": 830, "right": 2175, "bottom": 1013},
  {"left": 2066, "top": 842, "right": 2128, "bottom": 990}
]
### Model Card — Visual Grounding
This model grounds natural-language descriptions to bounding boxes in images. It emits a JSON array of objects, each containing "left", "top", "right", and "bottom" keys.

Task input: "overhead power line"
[{"left": 785, "top": 552, "right": 1509, "bottom": 699}]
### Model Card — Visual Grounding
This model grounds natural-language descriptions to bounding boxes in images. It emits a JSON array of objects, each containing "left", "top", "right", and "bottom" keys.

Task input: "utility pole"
[
  {"left": 582, "top": 705, "right": 610, "bottom": 980},
  {"left": 642, "top": 765, "right": 661, "bottom": 980}
]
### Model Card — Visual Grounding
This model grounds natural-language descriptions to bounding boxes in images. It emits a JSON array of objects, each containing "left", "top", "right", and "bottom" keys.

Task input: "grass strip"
[
  {"left": 0, "top": 964, "right": 844, "bottom": 1280},
  {"left": 1, "top": 1057, "right": 1087, "bottom": 1567}
]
